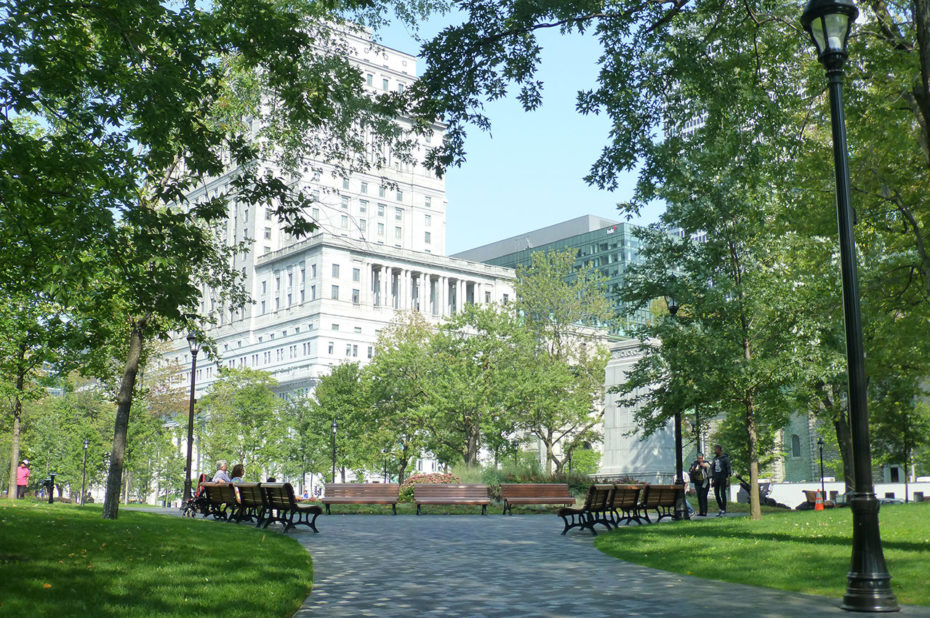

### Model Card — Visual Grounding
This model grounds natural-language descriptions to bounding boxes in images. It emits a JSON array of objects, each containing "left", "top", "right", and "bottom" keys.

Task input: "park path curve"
[{"left": 290, "top": 514, "right": 930, "bottom": 617}]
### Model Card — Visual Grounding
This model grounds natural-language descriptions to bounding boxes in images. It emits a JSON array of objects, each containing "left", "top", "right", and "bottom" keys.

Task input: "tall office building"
[
  {"left": 452, "top": 215, "right": 652, "bottom": 332},
  {"left": 164, "top": 29, "right": 515, "bottom": 398}
]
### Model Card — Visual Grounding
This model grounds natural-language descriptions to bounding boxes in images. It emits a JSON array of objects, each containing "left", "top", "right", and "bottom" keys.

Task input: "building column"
[{"left": 440, "top": 276, "right": 448, "bottom": 316}]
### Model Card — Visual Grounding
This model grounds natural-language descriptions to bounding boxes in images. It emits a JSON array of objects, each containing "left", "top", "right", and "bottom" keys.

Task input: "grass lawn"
[
  {"left": 594, "top": 502, "right": 930, "bottom": 606},
  {"left": 0, "top": 499, "right": 313, "bottom": 617}
]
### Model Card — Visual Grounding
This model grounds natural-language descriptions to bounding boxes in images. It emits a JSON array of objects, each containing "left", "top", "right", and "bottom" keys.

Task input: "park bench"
[
  {"left": 201, "top": 482, "right": 238, "bottom": 521},
  {"left": 557, "top": 484, "right": 614, "bottom": 536},
  {"left": 323, "top": 483, "right": 400, "bottom": 514},
  {"left": 499, "top": 483, "right": 577, "bottom": 515},
  {"left": 261, "top": 482, "right": 322, "bottom": 533},
  {"left": 638, "top": 484, "right": 679, "bottom": 523},
  {"left": 607, "top": 484, "right": 645, "bottom": 526},
  {"left": 414, "top": 484, "right": 491, "bottom": 515},
  {"left": 235, "top": 483, "right": 266, "bottom": 525}
]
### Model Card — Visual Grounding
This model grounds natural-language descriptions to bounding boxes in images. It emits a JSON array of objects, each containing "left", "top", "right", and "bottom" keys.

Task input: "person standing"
[
  {"left": 689, "top": 453, "right": 711, "bottom": 516},
  {"left": 16, "top": 460, "right": 30, "bottom": 499},
  {"left": 711, "top": 444, "right": 731, "bottom": 516}
]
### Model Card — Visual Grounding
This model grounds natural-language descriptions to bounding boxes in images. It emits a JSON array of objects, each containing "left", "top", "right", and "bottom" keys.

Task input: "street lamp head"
[
  {"left": 83, "top": 438, "right": 89, "bottom": 449},
  {"left": 332, "top": 419, "right": 338, "bottom": 434},
  {"left": 801, "top": 0, "right": 857, "bottom": 68},
  {"left": 818, "top": 437, "right": 825, "bottom": 447},
  {"left": 186, "top": 332, "right": 201, "bottom": 355},
  {"left": 665, "top": 295, "right": 680, "bottom": 317}
]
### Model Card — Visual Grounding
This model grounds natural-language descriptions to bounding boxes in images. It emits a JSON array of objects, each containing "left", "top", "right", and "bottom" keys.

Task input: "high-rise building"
[
  {"left": 452, "top": 215, "right": 652, "bottom": 332},
  {"left": 164, "top": 29, "right": 515, "bottom": 398}
]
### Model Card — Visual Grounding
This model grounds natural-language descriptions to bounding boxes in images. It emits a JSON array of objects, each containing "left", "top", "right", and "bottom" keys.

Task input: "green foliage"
[
  {"left": 0, "top": 501, "right": 313, "bottom": 616},
  {"left": 568, "top": 449, "right": 600, "bottom": 476}
]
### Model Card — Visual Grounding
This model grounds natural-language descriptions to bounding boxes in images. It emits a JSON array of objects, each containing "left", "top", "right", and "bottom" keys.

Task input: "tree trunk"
[
  {"left": 102, "top": 319, "right": 145, "bottom": 520},
  {"left": 464, "top": 421, "right": 481, "bottom": 466},
  {"left": 834, "top": 412, "right": 855, "bottom": 493},
  {"left": 744, "top": 396, "right": 762, "bottom": 521},
  {"left": 6, "top": 345, "right": 26, "bottom": 498},
  {"left": 913, "top": 0, "right": 930, "bottom": 162}
]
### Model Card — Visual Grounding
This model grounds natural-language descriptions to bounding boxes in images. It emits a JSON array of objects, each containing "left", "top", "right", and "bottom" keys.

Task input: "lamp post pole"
[
  {"left": 331, "top": 419, "right": 338, "bottom": 483},
  {"left": 183, "top": 334, "right": 200, "bottom": 503},
  {"left": 801, "top": 0, "right": 897, "bottom": 610},
  {"left": 81, "top": 439, "right": 89, "bottom": 506},
  {"left": 818, "top": 437, "right": 826, "bottom": 500},
  {"left": 665, "top": 295, "right": 689, "bottom": 521}
]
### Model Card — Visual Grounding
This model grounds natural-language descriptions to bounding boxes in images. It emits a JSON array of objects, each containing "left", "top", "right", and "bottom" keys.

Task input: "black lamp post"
[
  {"left": 81, "top": 438, "right": 89, "bottom": 506},
  {"left": 664, "top": 295, "right": 689, "bottom": 521},
  {"left": 801, "top": 0, "right": 897, "bottom": 610},
  {"left": 183, "top": 333, "right": 201, "bottom": 503},
  {"left": 818, "top": 437, "right": 826, "bottom": 500},
  {"left": 331, "top": 419, "right": 338, "bottom": 483},
  {"left": 382, "top": 448, "right": 388, "bottom": 483}
]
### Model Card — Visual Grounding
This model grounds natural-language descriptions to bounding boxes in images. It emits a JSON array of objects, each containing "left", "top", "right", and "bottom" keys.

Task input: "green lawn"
[
  {"left": 0, "top": 499, "right": 313, "bottom": 617},
  {"left": 594, "top": 502, "right": 930, "bottom": 606}
]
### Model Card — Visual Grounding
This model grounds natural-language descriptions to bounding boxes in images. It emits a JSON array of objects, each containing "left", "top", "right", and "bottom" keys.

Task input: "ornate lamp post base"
[{"left": 841, "top": 494, "right": 898, "bottom": 612}]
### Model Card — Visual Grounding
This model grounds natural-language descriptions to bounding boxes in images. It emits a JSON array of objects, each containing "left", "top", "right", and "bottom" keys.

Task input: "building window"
[
  {"left": 352, "top": 344, "right": 358, "bottom": 357},
  {"left": 382, "top": 78, "right": 388, "bottom": 90},
  {"left": 312, "top": 207, "right": 319, "bottom": 221},
  {"left": 352, "top": 289, "right": 360, "bottom": 304},
  {"left": 367, "top": 346, "right": 373, "bottom": 359},
  {"left": 377, "top": 203, "right": 385, "bottom": 217},
  {"left": 265, "top": 209, "right": 273, "bottom": 221},
  {"left": 366, "top": 73, "right": 373, "bottom": 86},
  {"left": 379, "top": 185, "right": 386, "bottom": 198},
  {"left": 331, "top": 285, "right": 339, "bottom": 300},
  {"left": 332, "top": 264, "right": 340, "bottom": 278},
  {"left": 396, "top": 190, "right": 403, "bottom": 202},
  {"left": 485, "top": 291, "right": 491, "bottom": 304},
  {"left": 261, "top": 280, "right": 267, "bottom": 294},
  {"left": 395, "top": 226, "right": 402, "bottom": 241},
  {"left": 332, "top": 323, "right": 339, "bottom": 331},
  {"left": 311, "top": 264, "right": 317, "bottom": 278},
  {"left": 328, "top": 341, "right": 334, "bottom": 354},
  {"left": 395, "top": 207, "right": 403, "bottom": 221},
  {"left": 397, "top": 83, "right": 404, "bottom": 93},
  {"left": 260, "top": 300, "right": 266, "bottom": 314},
  {"left": 425, "top": 196, "right": 431, "bottom": 208},
  {"left": 425, "top": 231, "right": 431, "bottom": 244},
  {"left": 361, "top": 181, "right": 368, "bottom": 194},
  {"left": 791, "top": 434, "right": 801, "bottom": 458},
  {"left": 264, "top": 227, "right": 272, "bottom": 240},
  {"left": 343, "top": 177, "right": 350, "bottom": 189},
  {"left": 341, "top": 215, "right": 349, "bottom": 229},
  {"left": 352, "top": 268, "right": 360, "bottom": 282},
  {"left": 341, "top": 196, "right": 349, "bottom": 209},
  {"left": 425, "top": 214, "right": 431, "bottom": 226},
  {"left": 359, "top": 200, "right": 368, "bottom": 214},
  {"left": 359, "top": 218, "right": 367, "bottom": 234},
  {"left": 378, "top": 223, "right": 385, "bottom": 236},
  {"left": 310, "top": 284, "right": 316, "bottom": 299}
]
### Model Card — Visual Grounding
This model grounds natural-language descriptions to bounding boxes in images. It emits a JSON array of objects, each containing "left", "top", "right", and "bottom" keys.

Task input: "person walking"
[
  {"left": 16, "top": 460, "right": 30, "bottom": 499},
  {"left": 689, "top": 453, "right": 711, "bottom": 516},
  {"left": 711, "top": 444, "right": 731, "bottom": 516}
]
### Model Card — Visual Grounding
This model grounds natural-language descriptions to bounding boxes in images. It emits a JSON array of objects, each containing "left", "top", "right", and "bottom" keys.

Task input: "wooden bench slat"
[
  {"left": 500, "top": 483, "right": 575, "bottom": 515},
  {"left": 414, "top": 484, "right": 490, "bottom": 515},
  {"left": 323, "top": 484, "right": 399, "bottom": 514}
]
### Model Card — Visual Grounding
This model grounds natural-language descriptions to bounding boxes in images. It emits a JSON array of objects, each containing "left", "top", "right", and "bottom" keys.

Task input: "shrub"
[{"left": 398, "top": 472, "right": 460, "bottom": 502}]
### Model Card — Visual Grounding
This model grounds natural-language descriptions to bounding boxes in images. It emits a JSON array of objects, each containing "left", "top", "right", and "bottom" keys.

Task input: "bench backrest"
[
  {"left": 609, "top": 484, "right": 643, "bottom": 510},
  {"left": 326, "top": 483, "right": 400, "bottom": 499},
  {"left": 414, "top": 484, "right": 489, "bottom": 501},
  {"left": 500, "top": 483, "right": 572, "bottom": 499},
  {"left": 237, "top": 483, "right": 264, "bottom": 508},
  {"left": 583, "top": 484, "right": 614, "bottom": 511},
  {"left": 641, "top": 484, "right": 679, "bottom": 508},
  {"left": 262, "top": 483, "right": 297, "bottom": 510},
  {"left": 202, "top": 482, "right": 237, "bottom": 505}
]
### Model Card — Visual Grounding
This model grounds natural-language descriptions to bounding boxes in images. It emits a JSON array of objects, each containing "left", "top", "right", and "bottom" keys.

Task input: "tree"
[
  {"left": 1, "top": 0, "right": 443, "bottom": 518},
  {"left": 197, "top": 368, "right": 284, "bottom": 478},
  {"left": 310, "top": 362, "right": 375, "bottom": 482},
  {"left": 364, "top": 312, "right": 436, "bottom": 483},
  {"left": 426, "top": 304, "right": 527, "bottom": 466},
  {"left": 514, "top": 250, "right": 613, "bottom": 474}
]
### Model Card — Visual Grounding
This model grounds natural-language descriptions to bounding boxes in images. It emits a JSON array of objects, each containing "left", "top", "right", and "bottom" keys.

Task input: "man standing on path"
[
  {"left": 689, "top": 453, "right": 711, "bottom": 516},
  {"left": 711, "top": 445, "right": 731, "bottom": 516},
  {"left": 16, "top": 460, "right": 30, "bottom": 499}
]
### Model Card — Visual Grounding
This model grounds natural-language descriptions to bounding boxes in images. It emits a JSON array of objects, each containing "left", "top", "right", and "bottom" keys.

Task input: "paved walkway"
[{"left": 290, "top": 514, "right": 930, "bottom": 617}]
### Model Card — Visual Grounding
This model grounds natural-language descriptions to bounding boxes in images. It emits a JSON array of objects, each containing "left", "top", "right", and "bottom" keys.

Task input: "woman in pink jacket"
[{"left": 16, "top": 460, "right": 30, "bottom": 499}]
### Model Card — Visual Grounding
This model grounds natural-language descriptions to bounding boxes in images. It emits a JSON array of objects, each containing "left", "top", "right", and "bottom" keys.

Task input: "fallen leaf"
[{"left": 43, "top": 583, "right": 52, "bottom": 589}]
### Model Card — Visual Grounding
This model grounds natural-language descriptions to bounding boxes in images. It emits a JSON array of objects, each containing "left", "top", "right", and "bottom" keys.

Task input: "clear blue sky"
[{"left": 376, "top": 17, "right": 664, "bottom": 255}]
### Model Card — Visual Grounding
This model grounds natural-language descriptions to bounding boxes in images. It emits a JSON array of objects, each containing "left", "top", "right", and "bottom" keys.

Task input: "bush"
[{"left": 398, "top": 472, "right": 460, "bottom": 502}]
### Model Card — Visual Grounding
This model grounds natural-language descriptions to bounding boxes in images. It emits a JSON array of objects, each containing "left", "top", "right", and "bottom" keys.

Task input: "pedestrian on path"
[
  {"left": 681, "top": 469, "right": 694, "bottom": 516},
  {"left": 689, "top": 453, "right": 711, "bottom": 516},
  {"left": 711, "top": 444, "right": 731, "bottom": 516},
  {"left": 16, "top": 460, "right": 30, "bottom": 499}
]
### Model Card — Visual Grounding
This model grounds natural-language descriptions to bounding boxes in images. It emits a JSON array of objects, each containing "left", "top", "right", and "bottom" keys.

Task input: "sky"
[{"left": 376, "top": 16, "right": 665, "bottom": 255}]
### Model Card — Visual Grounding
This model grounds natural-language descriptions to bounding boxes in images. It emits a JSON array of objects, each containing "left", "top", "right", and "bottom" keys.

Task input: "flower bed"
[{"left": 398, "top": 472, "right": 461, "bottom": 502}]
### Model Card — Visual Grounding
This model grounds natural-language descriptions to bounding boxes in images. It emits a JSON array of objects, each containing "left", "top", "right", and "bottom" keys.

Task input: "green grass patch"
[
  {"left": 0, "top": 499, "right": 313, "bottom": 617},
  {"left": 594, "top": 502, "right": 930, "bottom": 605}
]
